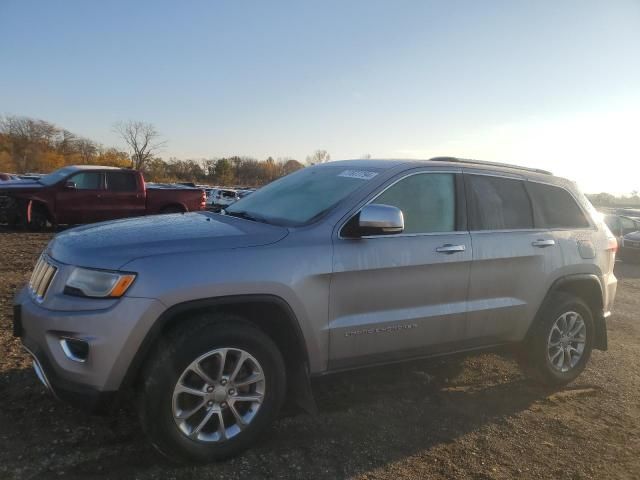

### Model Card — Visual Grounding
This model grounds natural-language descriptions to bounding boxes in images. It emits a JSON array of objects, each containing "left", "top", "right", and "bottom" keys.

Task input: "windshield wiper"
[{"left": 224, "top": 210, "right": 269, "bottom": 224}]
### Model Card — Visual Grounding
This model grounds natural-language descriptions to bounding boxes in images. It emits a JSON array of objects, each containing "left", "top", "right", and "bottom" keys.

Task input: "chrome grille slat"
[{"left": 28, "top": 255, "right": 57, "bottom": 302}]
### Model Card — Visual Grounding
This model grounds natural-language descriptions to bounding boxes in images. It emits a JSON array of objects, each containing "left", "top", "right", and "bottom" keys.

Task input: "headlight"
[{"left": 64, "top": 267, "right": 136, "bottom": 298}]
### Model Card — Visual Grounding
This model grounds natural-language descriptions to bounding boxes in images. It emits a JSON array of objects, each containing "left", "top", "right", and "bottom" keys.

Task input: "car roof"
[
  {"left": 63, "top": 165, "right": 128, "bottom": 172},
  {"left": 323, "top": 157, "right": 553, "bottom": 175},
  {"left": 316, "top": 158, "right": 572, "bottom": 187}
]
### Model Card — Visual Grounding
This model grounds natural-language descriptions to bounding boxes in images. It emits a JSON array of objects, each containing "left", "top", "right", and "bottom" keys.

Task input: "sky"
[{"left": 1, "top": 0, "right": 639, "bottom": 194}]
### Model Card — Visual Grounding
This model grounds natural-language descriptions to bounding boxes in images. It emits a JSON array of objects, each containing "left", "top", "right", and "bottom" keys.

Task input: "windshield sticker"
[{"left": 338, "top": 170, "right": 379, "bottom": 180}]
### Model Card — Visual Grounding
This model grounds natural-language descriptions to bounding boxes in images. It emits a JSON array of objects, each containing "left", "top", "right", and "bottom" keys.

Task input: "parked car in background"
[
  {"left": 603, "top": 214, "right": 640, "bottom": 262},
  {"left": 620, "top": 230, "right": 640, "bottom": 262},
  {"left": 604, "top": 213, "right": 639, "bottom": 240},
  {"left": 15, "top": 158, "right": 617, "bottom": 462},
  {"left": 237, "top": 188, "right": 256, "bottom": 199},
  {"left": 0, "top": 165, "right": 205, "bottom": 228},
  {"left": 0, "top": 173, "right": 16, "bottom": 181},
  {"left": 206, "top": 188, "right": 239, "bottom": 210}
]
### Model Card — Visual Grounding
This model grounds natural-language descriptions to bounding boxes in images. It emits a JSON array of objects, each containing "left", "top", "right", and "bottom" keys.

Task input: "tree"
[
  {"left": 215, "top": 158, "right": 235, "bottom": 185},
  {"left": 96, "top": 147, "right": 131, "bottom": 168},
  {"left": 113, "top": 120, "right": 166, "bottom": 170},
  {"left": 75, "top": 138, "right": 98, "bottom": 164},
  {"left": 282, "top": 159, "right": 304, "bottom": 174},
  {"left": 305, "top": 149, "right": 330, "bottom": 166}
]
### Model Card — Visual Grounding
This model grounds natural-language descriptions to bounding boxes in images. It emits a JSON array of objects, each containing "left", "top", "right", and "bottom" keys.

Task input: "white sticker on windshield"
[{"left": 338, "top": 170, "right": 378, "bottom": 180}]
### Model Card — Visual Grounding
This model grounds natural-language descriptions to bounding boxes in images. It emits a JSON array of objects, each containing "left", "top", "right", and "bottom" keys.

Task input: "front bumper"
[{"left": 14, "top": 287, "right": 165, "bottom": 413}]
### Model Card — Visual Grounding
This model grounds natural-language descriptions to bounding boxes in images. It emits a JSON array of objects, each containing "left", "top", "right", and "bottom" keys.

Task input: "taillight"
[
  {"left": 607, "top": 236, "right": 618, "bottom": 254},
  {"left": 200, "top": 191, "right": 206, "bottom": 209}
]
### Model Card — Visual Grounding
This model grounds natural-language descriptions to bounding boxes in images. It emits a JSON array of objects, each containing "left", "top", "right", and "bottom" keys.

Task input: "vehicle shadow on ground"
[{"left": 0, "top": 351, "right": 574, "bottom": 479}]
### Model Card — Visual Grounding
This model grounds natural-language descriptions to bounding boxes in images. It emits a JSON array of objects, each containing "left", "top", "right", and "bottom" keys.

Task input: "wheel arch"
[
  {"left": 122, "top": 294, "right": 316, "bottom": 412},
  {"left": 159, "top": 202, "right": 187, "bottom": 213},
  {"left": 530, "top": 274, "right": 607, "bottom": 350},
  {"left": 25, "top": 199, "right": 55, "bottom": 226}
]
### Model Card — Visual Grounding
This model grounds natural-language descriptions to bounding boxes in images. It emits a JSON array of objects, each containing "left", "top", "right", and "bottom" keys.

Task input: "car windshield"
[
  {"left": 38, "top": 166, "right": 77, "bottom": 185},
  {"left": 225, "top": 165, "right": 383, "bottom": 226}
]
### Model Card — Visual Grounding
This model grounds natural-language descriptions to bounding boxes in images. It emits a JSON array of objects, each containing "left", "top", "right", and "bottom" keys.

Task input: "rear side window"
[
  {"left": 374, "top": 173, "right": 456, "bottom": 233},
  {"left": 527, "top": 182, "right": 590, "bottom": 229},
  {"left": 466, "top": 175, "right": 533, "bottom": 230},
  {"left": 106, "top": 172, "right": 137, "bottom": 192}
]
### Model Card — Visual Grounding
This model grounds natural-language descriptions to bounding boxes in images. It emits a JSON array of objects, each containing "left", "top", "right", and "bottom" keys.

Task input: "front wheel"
[
  {"left": 518, "top": 293, "right": 594, "bottom": 386},
  {"left": 138, "top": 317, "right": 286, "bottom": 462}
]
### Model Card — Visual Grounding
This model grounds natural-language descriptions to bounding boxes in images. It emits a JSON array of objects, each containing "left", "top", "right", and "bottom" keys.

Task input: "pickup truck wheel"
[
  {"left": 27, "top": 204, "right": 49, "bottom": 231},
  {"left": 160, "top": 205, "right": 184, "bottom": 214},
  {"left": 138, "top": 318, "right": 286, "bottom": 463},
  {"left": 518, "top": 292, "right": 594, "bottom": 386}
]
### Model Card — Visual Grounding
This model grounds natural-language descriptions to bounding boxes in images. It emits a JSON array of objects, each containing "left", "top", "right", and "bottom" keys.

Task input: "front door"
[
  {"left": 328, "top": 171, "right": 472, "bottom": 369},
  {"left": 55, "top": 171, "right": 105, "bottom": 224}
]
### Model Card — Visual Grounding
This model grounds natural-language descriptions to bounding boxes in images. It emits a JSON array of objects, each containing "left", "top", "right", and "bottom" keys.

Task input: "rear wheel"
[
  {"left": 160, "top": 205, "right": 185, "bottom": 214},
  {"left": 518, "top": 293, "right": 594, "bottom": 386},
  {"left": 138, "top": 317, "right": 286, "bottom": 462}
]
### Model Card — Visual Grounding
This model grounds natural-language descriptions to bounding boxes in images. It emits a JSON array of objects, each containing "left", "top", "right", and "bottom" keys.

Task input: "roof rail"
[{"left": 428, "top": 156, "right": 553, "bottom": 176}]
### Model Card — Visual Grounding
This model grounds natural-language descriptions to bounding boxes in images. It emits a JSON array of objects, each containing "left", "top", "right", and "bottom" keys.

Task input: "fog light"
[{"left": 59, "top": 337, "right": 89, "bottom": 363}]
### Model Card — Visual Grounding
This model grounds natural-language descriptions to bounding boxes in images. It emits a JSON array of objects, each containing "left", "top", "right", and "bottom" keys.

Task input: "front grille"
[{"left": 28, "top": 255, "right": 57, "bottom": 302}]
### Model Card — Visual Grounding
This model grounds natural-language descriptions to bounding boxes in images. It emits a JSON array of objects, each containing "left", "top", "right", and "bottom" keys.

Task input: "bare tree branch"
[{"left": 113, "top": 120, "right": 166, "bottom": 170}]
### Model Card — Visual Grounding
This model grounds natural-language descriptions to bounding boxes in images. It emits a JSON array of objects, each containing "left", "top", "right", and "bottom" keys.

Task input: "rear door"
[
  {"left": 464, "top": 172, "right": 557, "bottom": 343},
  {"left": 55, "top": 171, "right": 105, "bottom": 224},
  {"left": 104, "top": 171, "right": 145, "bottom": 219},
  {"left": 328, "top": 169, "right": 473, "bottom": 369}
]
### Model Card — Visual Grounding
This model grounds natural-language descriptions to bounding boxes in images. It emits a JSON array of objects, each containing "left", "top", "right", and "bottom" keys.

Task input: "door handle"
[
  {"left": 532, "top": 239, "right": 556, "bottom": 248},
  {"left": 436, "top": 244, "right": 466, "bottom": 254}
]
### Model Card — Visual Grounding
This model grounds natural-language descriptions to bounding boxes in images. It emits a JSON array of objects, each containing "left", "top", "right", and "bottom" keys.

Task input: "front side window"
[
  {"left": 106, "top": 172, "right": 137, "bottom": 192},
  {"left": 467, "top": 175, "right": 533, "bottom": 230},
  {"left": 373, "top": 173, "right": 456, "bottom": 234},
  {"left": 527, "top": 182, "right": 590, "bottom": 229},
  {"left": 70, "top": 172, "right": 102, "bottom": 190}
]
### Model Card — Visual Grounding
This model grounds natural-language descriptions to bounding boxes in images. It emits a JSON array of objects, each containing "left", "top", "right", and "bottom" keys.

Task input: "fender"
[
  {"left": 533, "top": 273, "right": 608, "bottom": 351},
  {"left": 120, "top": 294, "right": 317, "bottom": 413}
]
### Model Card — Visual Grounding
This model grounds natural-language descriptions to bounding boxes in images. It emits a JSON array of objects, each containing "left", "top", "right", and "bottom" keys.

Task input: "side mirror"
[
  {"left": 343, "top": 204, "right": 404, "bottom": 237},
  {"left": 64, "top": 180, "right": 76, "bottom": 189}
]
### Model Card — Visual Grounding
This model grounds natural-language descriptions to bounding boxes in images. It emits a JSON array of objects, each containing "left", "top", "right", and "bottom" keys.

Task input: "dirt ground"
[{"left": 1, "top": 228, "right": 639, "bottom": 480}]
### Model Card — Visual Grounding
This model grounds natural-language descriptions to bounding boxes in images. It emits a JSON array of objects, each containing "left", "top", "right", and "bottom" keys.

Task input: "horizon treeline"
[{"left": 0, "top": 115, "right": 304, "bottom": 186}]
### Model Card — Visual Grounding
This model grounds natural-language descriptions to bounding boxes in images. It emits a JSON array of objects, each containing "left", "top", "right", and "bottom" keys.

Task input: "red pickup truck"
[{"left": 0, "top": 165, "right": 205, "bottom": 229}]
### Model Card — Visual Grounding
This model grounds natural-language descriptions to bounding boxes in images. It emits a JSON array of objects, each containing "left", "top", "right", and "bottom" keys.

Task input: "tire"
[
  {"left": 27, "top": 204, "right": 49, "bottom": 231},
  {"left": 160, "top": 205, "right": 185, "bottom": 214},
  {"left": 138, "top": 316, "right": 286, "bottom": 463},
  {"left": 518, "top": 292, "right": 594, "bottom": 386}
]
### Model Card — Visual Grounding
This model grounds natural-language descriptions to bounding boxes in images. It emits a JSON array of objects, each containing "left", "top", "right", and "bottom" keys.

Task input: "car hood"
[
  {"left": 624, "top": 231, "right": 640, "bottom": 241},
  {"left": 0, "top": 180, "right": 44, "bottom": 194},
  {"left": 47, "top": 212, "right": 289, "bottom": 270}
]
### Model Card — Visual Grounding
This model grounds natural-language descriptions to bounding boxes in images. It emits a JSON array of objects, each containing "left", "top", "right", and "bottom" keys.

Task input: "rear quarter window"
[{"left": 527, "top": 182, "right": 590, "bottom": 229}]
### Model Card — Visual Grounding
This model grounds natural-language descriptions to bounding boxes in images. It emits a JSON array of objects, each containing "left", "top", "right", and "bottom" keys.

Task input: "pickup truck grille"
[{"left": 29, "top": 256, "right": 57, "bottom": 302}]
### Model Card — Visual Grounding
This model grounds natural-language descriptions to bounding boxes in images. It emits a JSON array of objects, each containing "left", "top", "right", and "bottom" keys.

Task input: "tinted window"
[
  {"left": 70, "top": 172, "right": 102, "bottom": 190},
  {"left": 620, "top": 216, "right": 637, "bottom": 231},
  {"left": 106, "top": 172, "right": 137, "bottom": 192},
  {"left": 467, "top": 175, "right": 533, "bottom": 230},
  {"left": 374, "top": 173, "right": 456, "bottom": 233},
  {"left": 527, "top": 182, "right": 590, "bottom": 229}
]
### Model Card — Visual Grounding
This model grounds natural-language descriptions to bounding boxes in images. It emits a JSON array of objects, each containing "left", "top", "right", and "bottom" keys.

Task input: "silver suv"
[{"left": 14, "top": 158, "right": 618, "bottom": 462}]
